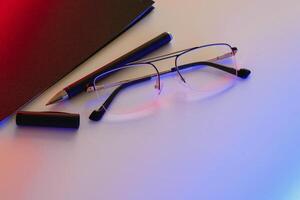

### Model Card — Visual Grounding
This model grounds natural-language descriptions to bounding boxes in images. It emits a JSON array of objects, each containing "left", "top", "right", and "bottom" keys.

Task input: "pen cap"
[
  {"left": 16, "top": 111, "right": 80, "bottom": 129},
  {"left": 126, "top": 32, "right": 173, "bottom": 63}
]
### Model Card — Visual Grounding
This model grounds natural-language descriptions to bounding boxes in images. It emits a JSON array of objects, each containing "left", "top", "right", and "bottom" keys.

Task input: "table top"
[{"left": 1, "top": 0, "right": 300, "bottom": 199}]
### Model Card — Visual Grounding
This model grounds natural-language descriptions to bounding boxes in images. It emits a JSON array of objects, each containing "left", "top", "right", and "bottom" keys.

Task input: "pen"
[{"left": 46, "top": 32, "right": 173, "bottom": 105}]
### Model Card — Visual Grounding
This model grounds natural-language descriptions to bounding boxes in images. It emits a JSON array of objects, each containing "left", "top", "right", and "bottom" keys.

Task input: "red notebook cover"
[{"left": 0, "top": 0, "right": 154, "bottom": 121}]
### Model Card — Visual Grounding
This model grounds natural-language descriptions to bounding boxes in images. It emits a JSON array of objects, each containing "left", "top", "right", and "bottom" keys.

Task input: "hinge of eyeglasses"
[{"left": 86, "top": 79, "right": 131, "bottom": 92}]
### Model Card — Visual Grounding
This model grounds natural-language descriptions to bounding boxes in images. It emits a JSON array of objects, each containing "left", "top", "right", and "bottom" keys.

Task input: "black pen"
[{"left": 46, "top": 32, "right": 173, "bottom": 105}]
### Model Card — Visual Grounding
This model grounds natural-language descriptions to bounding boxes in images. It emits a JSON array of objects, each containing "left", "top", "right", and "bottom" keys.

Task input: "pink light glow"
[{"left": 0, "top": 139, "right": 41, "bottom": 199}]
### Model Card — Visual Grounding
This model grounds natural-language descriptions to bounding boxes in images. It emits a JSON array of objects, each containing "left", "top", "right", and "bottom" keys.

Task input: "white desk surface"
[{"left": 1, "top": 0, "right": 300, "bottom": 199}]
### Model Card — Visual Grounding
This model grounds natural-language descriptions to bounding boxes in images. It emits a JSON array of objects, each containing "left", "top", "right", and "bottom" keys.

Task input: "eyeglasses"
[{"left": 87, "top": 43, "right": 251, "bottom": 121}]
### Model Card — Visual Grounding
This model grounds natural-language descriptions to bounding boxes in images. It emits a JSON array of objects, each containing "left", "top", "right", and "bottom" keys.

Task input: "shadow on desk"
[{"left": 13, "top": 126, "right": 78, "bottom": 142}]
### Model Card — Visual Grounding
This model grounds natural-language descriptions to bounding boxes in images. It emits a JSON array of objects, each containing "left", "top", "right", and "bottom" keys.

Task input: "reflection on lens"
[
  {"left": 92, "top": 63, "right": 160, "bottom": 121},
  {"left": 176, "top": 44, "right": 238, "bottom": 93}
]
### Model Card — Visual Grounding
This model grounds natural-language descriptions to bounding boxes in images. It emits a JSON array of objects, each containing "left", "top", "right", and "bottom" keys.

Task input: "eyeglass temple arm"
[
  {"left": 89, "top": 76, "right": 152, "bottom": 121},
  {"left": 88, "top": 74, "right": 159, "bottom": 92},
  {"left": 173, "top": 47, "right": 250, "bottom": 79},
  {"left": 172, "top": 61, "right": 251, "bottom": 79},
  {"left": 208, "top": 51, "right": 235, "bottom": 63}
]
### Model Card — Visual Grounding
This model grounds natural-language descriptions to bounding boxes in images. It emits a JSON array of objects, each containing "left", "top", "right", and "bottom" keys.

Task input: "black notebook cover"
[{"left": 0, "top": 0, "right": 154, "bottom": 121}]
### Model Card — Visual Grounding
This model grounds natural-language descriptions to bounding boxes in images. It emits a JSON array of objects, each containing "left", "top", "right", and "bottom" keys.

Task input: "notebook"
[{"left": 0, "top": 0, "right": 154, "bottom": 121}]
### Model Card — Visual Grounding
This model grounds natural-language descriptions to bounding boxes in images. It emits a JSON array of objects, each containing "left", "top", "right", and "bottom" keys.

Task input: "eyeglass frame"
[{"left": 88, "top": 43, "right": 251, "bottom": 121}]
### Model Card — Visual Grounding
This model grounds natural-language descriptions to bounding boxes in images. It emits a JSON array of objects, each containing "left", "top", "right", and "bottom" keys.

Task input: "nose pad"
[
  {"left": 175, "top": 70, "right": 186, "bottom": 83},
  {"left": 154, "top": 79, "right": 161, "bottom": 91},
  {"left": 175, "top": 73, "right": 190, "bottom": 90},
  {"left": 154, "top": 81, "right": 159, "bottom": 89},
  {"left": 180, "top": 75, "right": 186, "bottom": 83},
  {"left": 155, "top": 81, "right": 163, "bottom": 95}
]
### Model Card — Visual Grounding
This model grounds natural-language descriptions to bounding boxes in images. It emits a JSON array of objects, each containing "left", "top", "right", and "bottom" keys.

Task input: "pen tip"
[
  {"left": 46, "top": 98, "right": 58, "bottom": 106},
  {"left": 46, "top": 90, "right": 68, "bottom": 106},
  {"left": 45, "top": 101, "right": 53, "bottom": 106}
]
